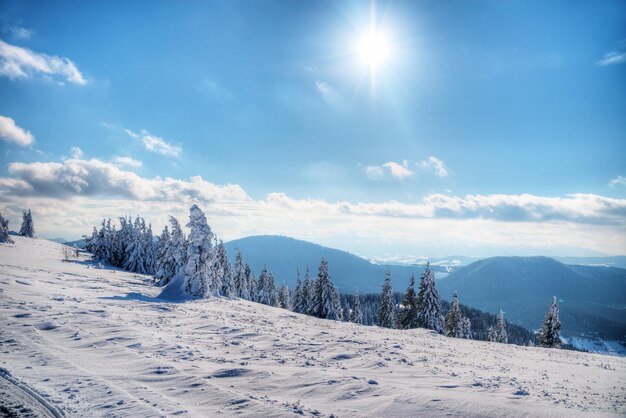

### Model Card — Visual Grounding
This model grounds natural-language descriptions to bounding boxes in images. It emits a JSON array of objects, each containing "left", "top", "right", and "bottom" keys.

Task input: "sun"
[{"left": 357, "top": 30, "right": 391, "bottom": 68}]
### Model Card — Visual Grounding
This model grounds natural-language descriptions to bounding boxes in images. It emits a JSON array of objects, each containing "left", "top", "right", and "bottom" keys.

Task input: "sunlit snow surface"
[{"left": 1, "top": 237, "right": 625, "bottom": 417}]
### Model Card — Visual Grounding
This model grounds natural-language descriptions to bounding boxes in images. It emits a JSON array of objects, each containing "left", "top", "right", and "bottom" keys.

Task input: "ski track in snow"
[{"left": 1, "top": 236, "right": 625, "bottom": 417}]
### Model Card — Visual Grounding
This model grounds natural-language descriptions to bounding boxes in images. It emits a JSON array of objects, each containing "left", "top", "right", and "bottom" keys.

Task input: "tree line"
[{"left": 82, "top": 204, "right": 562, "bottom": 349}]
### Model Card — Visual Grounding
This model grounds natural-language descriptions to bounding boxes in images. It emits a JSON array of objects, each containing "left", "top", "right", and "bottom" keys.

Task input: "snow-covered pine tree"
[
  {"left": 292, "top": 269, "right": 304, "bottom": 313},
  {"left": 444, "top": 291, "right": 464, "bottom": 338},
  {"left": 277, "top": 282, "right": 290, "bottom": 309},
  {"left": 155, "top": 216, "right": 187, "bottom": 286},
  {"left": 184, "top": 205, "right": 215, "bottom": 297},
  {"left": 397, "top": 275, "right": 418, "bottom": 329},
  {"left": 233, "top": 249, "right": 249, "bottom": 299},
  {"left": 416, "top": 263, "right": 444, "bottom": 333},
  {"left": 85, "top": 226, "right": 98, "bottom": 254},
  {"left": 153, "top": 225, "right": 170, "bottom": 282},
  {"left": 104, "top": 219, "right": 115, "bottom": 264},
  {"left": 143, "top": 223, "right": 156, "bottom": 274},
  {"left": 0, "top": 212, "right": 14, "bottom": 243},
  {"left": 494, "top": 310, "right": 508, "bottom": 343},
  {"left": 378, "top": 270, "right": 396, "bottom": 328},
  {"left": 19, "top": 209, "right": 34, "bottom": 237},
  {"left": 217, "top": 241, "right": 235, "bottom": 297},
  {"left": 93, "top": 220, "right": 111, "bottom": 263},
  {"left": 349, "top": 290, "right": 363, "bottom": 324},
  {"left": 256, "top": 266, "right": 275, "bottom": 306},
  {"left": 311, "top": 259, "right": 343, "bottom": 320},
  {"left": 301, "top": 265, "right": 312, "bottom": 315},
  {"left": 538, "top": 296, "right": 562, "bottom": 348},
  {"left": 124, "top": 217, "right": 146, "bottom": 274},
  {"left": 246, "top": 263, "right": 257, "bottom": 302},
  {"left": 487, "top": 326, "right": 496, "bottom": 342},
  {"left": 461, "top": 316, "right": 473, "bottom": 339}
]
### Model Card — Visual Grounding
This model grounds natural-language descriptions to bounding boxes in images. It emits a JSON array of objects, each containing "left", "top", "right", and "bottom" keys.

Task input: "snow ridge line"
[{"left": 0, "top": 367, "right": 66, "bottom": 418}]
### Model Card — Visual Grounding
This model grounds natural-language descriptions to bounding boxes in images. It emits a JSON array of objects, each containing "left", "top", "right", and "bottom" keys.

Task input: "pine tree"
[
  {"left": 183, "top": 205, "right": 215, "bottom": 297},
  {"left": 311, "top": 259, "right": 343, "bottom": 320},
  {"left": 233, "top": 249, "right": 249, "bottom": 299},
  {"left": 257, "top": 266, "right": 277, "bottom": 306},
  {"left": 416, "top": 263, "right": 444, "bottom": 333},
  {"left": 153, "top": 225, "right": 170, "bottom": 282},
  {"left": 155, "top": 217, "right": 187, "bottom": 286},
  {"left": 397, "top": 275, "right": 418, "bottom": 329},
  {"left": 487, "top": 326, "right": 496, "bottom": 342},
  {"left": 538, "top": 296, "right": 562, "bottom": 348},
  {"left": 143, "top": 223, "right": 156, "bottom": 274},
  {"left": 445, "top": 291, "right": 464, "bottom": 338},
  {"left": 246, "top": 264, "right": 257, "bottom": 302},
  {"left": 19, "top": 209, "right": 34, "bottom": 237},
  {"left": 292, "top": 269, "right": 304, "bottom": 313},
  {"left": 461, "top": 316, "right": 473, "bottom": 339},
  {"left": 93, "top": 219, "right": 112, "bottom": 264},
  {"left": 0, "top": 212, "right": 14, "bottom": 243},
  {"left": 277, "top": 282, "right": 290, "bottom": 309},
  {"left": 85, "top": 226, "right": 98, "bottom": 254},
  {"left": 378, "top": 271, "right": 396, "bottom": 328},
  {"left": 494, "top": 310, "right": 508, "bottom": 343},
  {"left": 349, "top": 290, "right": 363, "bottom": 324},
  {"left": 301, "top": 265, "right": 312, "bottom": 315},
  {"left": 124, "top": 217, "right": 146, "bottom": 273},
  {"left": 217, "top": 241, "right": 235, "bottom": 297}
]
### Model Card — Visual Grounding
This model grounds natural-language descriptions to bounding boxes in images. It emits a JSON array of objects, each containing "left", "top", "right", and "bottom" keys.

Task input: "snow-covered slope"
[{"left": 1, "top": 237, "right": 625, "bottom": 417}]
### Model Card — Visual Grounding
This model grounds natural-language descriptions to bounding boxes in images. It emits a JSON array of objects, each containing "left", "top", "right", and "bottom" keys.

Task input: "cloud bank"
[
  {"left": 0, "top": 39, "right": 86, "bottom": 85},
  {"left": 0, "top": 115, "right": 34, "bottom": 146},
  {"left": 1, "top": 157, "right": 625, "bottom": 255}
]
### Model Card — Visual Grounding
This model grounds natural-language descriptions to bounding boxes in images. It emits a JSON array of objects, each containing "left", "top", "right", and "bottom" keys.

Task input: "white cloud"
[
  {"left": 111, "top": 156, "right": 142, "bottom": 168},
  {"left": 420, "top": 156, "right": 448, "bottom": 177},
  {"left": 70, "top": 147, "right": 83, "bottom": 159},
  {"left": 596, "top": 51, "right": 626, "bottom": 66},
  {"left": 125, "top": 128, "right": 181, "bottom": 157},
  {"left": 0, "top": 115, "right": 34, "bottom": 146},
  {"left": 1, "top": 157, "right": 625, "bottom": 255},
  {"left": 0, "top": 39, "right": 86, "bottom": 85},
  {"left": 609, "top": 175, "right": 626, "bottom": 188},
  {"left": 8, "top": 27, "right": 34, "bottom": 40},
  {"left": 366, "top": 160, "right": 413, "bottom": 180}
]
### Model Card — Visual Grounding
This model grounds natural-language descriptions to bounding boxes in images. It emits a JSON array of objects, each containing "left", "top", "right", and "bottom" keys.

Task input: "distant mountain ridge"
[
  {"left": 224, "top": 235, "right": 444, "bottom": 293},
  {"left": 437, "top": 256, "right": 626, "bottom": 339}
]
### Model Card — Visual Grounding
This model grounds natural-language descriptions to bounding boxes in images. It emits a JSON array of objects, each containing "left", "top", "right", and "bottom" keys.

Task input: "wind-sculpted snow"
[{"left": 0, "top": 236, "right": 625, "bottom": 417}]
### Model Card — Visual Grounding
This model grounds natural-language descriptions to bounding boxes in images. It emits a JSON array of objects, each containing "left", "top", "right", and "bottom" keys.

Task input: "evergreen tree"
[
  {"left": 153, "top": 225, "right": 170, "bottom": 281},
  {"left": 292, "top": 269, "right": 304, "bottom": 313},
  {"left": 494, "top": 310, "right": 508, "bottom": 343},
  {"left": 378, "top": 271, "right": 396, "bottom": 328},
  {"left": 487, "top": 326, "right": 496, "bottom": 342},
  {"left": 461, "top": 317, "right": 473, "bottom": 339},
  {"left": 124, "top": 217, "right": 146, "bottom": 273},
  {"left": 349, "top": 290, "right": 363, "bottom": 324},
  {"left": 155, "top": 216, "right": 187, "bottom": 286},
  {"left": 277, "top": 282, "right": 290, "bottom": 309},
  {"left": 183, "top": 205, "right": 215, "bottom": 297},
  {"left": 0, "top": 212, "right": 14, "bottom": 243},
  {"left": 301, "top": 265, "right": 312, "bottom": 315},
  {"left": 19, "top": 209, "right": 34, "bottom": 237},
  {"left": 246, "top": 264, "right": 257, "bottom": 302},
  {"left": 538, "top": 296, "right": 562, "bottom": 348},
  {"left": 217, "top": 241, "right": 235, "bottom": 297},
  {"left": 233, "top": 249, "right": 250, "bottom": 299},
  {"left": 85, "top": 226, "right": 98, "bottom": 254},
  {"left": 397, "top": 275, "right": 418, "bottom": 329},
  {"left": 93, "top": 219, "right": 112, "bottom": 263},
  {"left": 311, "top": 259, "right": 343, "bottom": 320},
  {"left": 257, "top": 266, "right": 277, "bottom": 306},
  {"left": 445, "top": 291, "right": 464, "bottom": 338},
  {"left": 416, "top": 263, "right": 444, "bottom": 333},
  {"left": 143, "top": 223, "right": 156, "bottom": 274}
]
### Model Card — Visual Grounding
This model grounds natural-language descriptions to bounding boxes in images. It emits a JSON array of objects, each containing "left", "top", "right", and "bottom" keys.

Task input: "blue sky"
[{"left": 1, "top": 0, "right": 625, "bottom": 257}]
